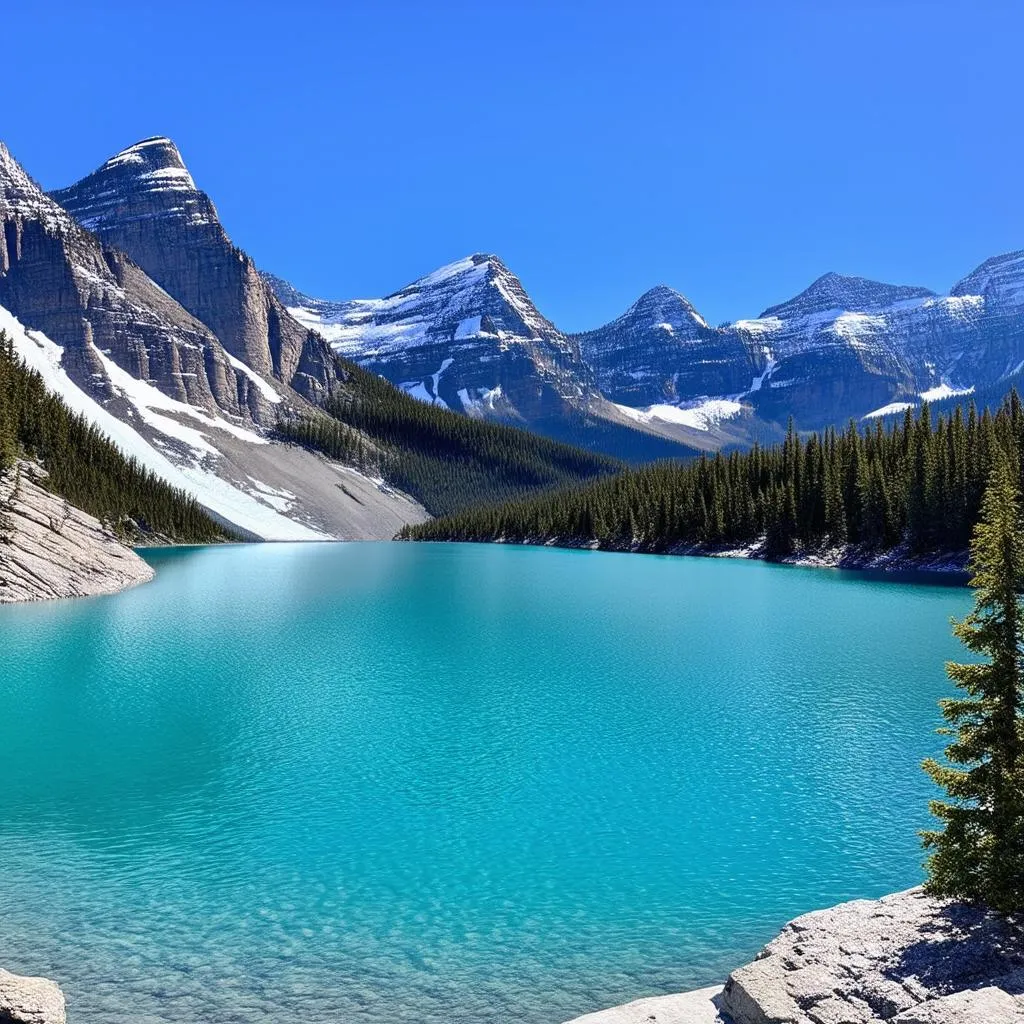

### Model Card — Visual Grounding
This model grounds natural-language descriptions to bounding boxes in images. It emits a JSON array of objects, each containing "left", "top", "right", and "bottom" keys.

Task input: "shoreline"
[{"left": 426, "top": 536, "right": 971, "bottom": 584}]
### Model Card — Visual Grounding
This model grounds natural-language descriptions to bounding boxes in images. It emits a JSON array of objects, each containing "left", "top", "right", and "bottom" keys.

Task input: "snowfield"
[{"left": 1, "top": 304, "right": 326, "bottom": 541}]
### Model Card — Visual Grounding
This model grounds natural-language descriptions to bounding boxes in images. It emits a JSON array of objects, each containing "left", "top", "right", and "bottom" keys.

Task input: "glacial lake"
[{"left": 0, "top": 542, "right": 970, "bottom": 1023}]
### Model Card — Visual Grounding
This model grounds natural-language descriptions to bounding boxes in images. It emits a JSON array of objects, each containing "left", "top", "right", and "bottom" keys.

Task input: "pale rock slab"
[{"left": 0, "top": 968, "right": 66, "bottom": 1024}]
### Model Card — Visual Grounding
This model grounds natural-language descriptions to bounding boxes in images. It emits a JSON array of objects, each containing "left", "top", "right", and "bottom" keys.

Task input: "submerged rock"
[{"left": 0, "top": 968, "right": 66, "bottom": 1024}]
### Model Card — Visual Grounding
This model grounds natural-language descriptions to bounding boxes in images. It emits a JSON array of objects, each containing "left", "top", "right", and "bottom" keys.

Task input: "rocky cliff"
[
  {"left": 0, "top": 141, "right": 271, "bottom": 424},
  {"left": 50, "top": 137, "right": 336, "bottom": 404},
  {"left": 564, "top": 888, "right": 1024, "bottom": 1024},
  {"left": 0, "top": 463, "right": 154, "bottom": 603}
]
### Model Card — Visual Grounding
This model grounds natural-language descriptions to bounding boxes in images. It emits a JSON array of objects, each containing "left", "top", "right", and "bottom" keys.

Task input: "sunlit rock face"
[
  {"left": 51, "top": 137, "right": 336, "bottom": 403},
  {"left": 0, "top": 140, "right": 267, "bottom": 422}
]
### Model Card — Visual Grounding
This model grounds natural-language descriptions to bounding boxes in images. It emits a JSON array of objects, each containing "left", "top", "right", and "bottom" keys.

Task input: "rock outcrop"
[
  {"left": 0, "top": 968, "right": 66, "bottom": 1024},
  {"left": 0, "top": 463, "right": 154, "bottom": 603},
  {"left": 565, "top": 889, "right": 1024, "bottom": 1024}
]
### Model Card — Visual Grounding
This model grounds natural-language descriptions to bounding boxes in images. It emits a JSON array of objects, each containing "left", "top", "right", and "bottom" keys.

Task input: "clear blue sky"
[{"left": 5, "top": 0, "right": 1023, "bottom": 330}]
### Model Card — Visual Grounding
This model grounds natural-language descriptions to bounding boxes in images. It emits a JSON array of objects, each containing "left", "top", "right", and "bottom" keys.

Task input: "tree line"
[
  {"left": 276, "top": 360, "right": 623, "bottom": 517},
  {"left": 0, "top": 331, "right": 229, "bottom": 544},
  {"left": 401, "top": 394, "right": 1024, "bottom": 558}
]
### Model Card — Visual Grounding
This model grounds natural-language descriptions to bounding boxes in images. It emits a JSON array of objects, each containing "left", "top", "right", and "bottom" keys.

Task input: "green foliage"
[
  {"left": 922, "top": 458, "right": 1024, "bottom": 912},
  {"left": 0, "top": 330, "right": 229, "bottom": 544},
  {"left": 403, "top": 395, "right": 1023, "bottom": 556},
  {"left": 276, "top": 361, "right": 624, "bottom": 517}
]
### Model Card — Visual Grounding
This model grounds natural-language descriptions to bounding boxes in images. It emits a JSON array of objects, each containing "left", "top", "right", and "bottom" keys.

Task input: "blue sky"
[{"left": 5, "top": 1, "right": 1022, "bottom": 330}]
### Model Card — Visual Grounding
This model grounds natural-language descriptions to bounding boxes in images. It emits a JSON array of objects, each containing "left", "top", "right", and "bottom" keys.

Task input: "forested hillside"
[
  {"left": 276, "top": 360, "right": 625, "bottom": 517},
  {"left": 402, "top": 394, "right": 1024, "bottom": 559},
  {"left": 0, "top": 331, "right": 229, "bottom": 543}
]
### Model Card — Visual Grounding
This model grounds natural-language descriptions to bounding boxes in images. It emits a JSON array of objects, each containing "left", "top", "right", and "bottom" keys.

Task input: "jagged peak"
[
  {"left": 951, "top": 250, "right": 1024, "bottom": 300},
  {"left": 760, "top": 271, "right": 936, "bottom": 319},
  {"left": 593, "top": 283, "right": 708, "bottom": 333},
  {"left": 0, "top": 140, "right": 77, "bottom": 230},
  {"left": 51, "top": 136, "right": 213, "bottom": 231}
]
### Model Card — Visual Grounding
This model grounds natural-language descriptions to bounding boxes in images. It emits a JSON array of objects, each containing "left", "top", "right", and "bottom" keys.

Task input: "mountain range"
[
  {"left": 270, "top": 247, "right": 1024, "bottom": 441},
  {"left": 2, "top": 132, "right": 1023, "bottom": 542}
]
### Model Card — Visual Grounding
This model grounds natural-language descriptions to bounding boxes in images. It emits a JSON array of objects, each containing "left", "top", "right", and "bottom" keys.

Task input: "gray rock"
[
  {"left": 0, "top": 968, "right": 66, "bottom": 1024},
  {"left": 0, "top": 462, "right": 154, "bottom": 603},
  {"left": 720, "top": 888, "right": 1024, "bottom": 1023},
  {"left": 50, "top": 137, "right": 337, "bottom": 404},
  {"left": 890, "top": 986, "right": 1024, "bottom": 1023}
]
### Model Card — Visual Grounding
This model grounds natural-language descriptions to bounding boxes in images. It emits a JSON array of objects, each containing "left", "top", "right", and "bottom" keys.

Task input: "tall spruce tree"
[{"left": 921, "top": 457, "right": 1024, "bottom": 911}]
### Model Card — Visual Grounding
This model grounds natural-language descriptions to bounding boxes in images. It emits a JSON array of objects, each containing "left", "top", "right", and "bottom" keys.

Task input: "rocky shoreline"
[
  {"left": 564, "top": 888, "right": 1024, "bottom": 1023},
  {"left": 472, "top": 536, "right": 970, "bottom": 582},
  {"left": 0, "top": 463, "right": 155, "bottom": 603}
]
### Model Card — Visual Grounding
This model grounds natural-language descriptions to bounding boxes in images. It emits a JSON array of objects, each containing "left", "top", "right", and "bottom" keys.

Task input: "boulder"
[{"left": 0, "top": 969, "right": 65, "bottom": 1024}]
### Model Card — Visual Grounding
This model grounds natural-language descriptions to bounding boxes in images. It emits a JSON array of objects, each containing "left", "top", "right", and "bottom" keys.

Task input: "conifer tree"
[{"left": 922, "top": 457, "right": 1024, "bottom": 911}]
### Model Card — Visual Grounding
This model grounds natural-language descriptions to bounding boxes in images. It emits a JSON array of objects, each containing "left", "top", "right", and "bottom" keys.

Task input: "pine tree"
[{"left": 921, "top": 457, "right": 1024, "bottom": 911}]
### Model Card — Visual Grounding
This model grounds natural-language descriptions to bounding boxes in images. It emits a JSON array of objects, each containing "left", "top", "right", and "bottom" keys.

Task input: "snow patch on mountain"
[
  {"left": 2, "top": 304, "right": 325, "bottom": 540},
  {"left": 614, "top": 398, "right": 744, "bottom": 432},
  {"left": 919, "top": 382, "right": 975, "bottom": 403}
]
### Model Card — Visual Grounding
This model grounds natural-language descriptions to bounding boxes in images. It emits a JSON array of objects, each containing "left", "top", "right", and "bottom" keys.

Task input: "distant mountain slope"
[
  {"left": 266, "top": 259, "right": 704, "bottom": 459},
  {"left": 582, "top": 260, "right": 1024, "bottom": 429},
  {"left": 282, "top": 360, "right": 625, "bottom": 518},
  {"left": 576, "top": 285, "right": 762, "bottom": 406}
]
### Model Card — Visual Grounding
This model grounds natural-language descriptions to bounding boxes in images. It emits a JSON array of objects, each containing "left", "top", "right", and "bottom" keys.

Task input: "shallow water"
[{"left": 0, "top": 542, "right": 970, "bottom": 1023}]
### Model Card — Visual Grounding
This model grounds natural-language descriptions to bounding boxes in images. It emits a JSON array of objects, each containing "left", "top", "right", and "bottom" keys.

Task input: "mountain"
[
  {"left": 50, "top": 137, "right": 336, "bottom": 404},
  {"left": 267, "top": 256, "right": 701, "bottom": 458},
  {"left": 270, "top": 253, "right": 595, "bottom": 419},
  {"left": 577, "top": 284, "right": 762, "bottom": 406},
  {"left": 3, "top": 137, "right": 652, "bottom": 542},
  {"left": 0, "top": 139, "right": 430, "bottom": 539},
  {"left": 580, "top": 261, "right": 1024, "bottom": 430}
]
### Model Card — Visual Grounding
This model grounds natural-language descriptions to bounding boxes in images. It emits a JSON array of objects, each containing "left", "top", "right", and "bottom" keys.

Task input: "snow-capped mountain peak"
[
  {"left": 760, "top": 271, "right": 937, "bottom": 320},
  {"left": 619, "top": 284, "right": 709, "bottom": 332},
  {"left": 265, "top": 253, "right": 597, "bottom": 425},
  {"left": 951, "top": 250, "right": 1024, "bottom": 308},
  {"left": 51, "top": 136, "right": 215, "bottom": 231}
]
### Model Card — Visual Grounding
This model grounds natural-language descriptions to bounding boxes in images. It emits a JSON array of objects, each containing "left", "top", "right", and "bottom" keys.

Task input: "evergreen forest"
[
  {"left": 401, "top": 394, "right": 1024, "bottom": 560},
  {"left": 0, "top": 331, "right": 230, "bottom": 544},
  {"left": 276, "top": 360, "right": 625, "bottom": 517}
]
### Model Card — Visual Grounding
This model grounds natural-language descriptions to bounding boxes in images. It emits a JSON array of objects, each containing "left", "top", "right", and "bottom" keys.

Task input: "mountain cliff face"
[
  {"left": 577, "top": 285, "right": 763, "bottom": 406},
  {"left": 0, "top": 140, "right": 429, "bottom": 541},
  {"left": 51, "top": 137, "right": 336, "bottom": 403},
  {"left": 271, "top": 254, "right": 593, "bottom": 422},
  {"left": 0, "top": 140, "right": 271, "bottom": 423}
]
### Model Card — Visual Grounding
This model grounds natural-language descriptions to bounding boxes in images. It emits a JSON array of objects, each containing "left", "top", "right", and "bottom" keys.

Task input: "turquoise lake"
[{"left": 0, "top": 542, "right": 971, "bottom": 1023}]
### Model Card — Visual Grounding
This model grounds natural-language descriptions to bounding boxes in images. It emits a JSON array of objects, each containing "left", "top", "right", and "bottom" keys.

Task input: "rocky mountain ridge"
[
  {"left": 271, "top": 255, "right": 700, "bottom": 457},
  {"left": 50, "top": 136, "right": 337, "bottom": 404},
  {"left": 276, "top": 250, "right": 1024, "bottom": 433},
  {"left": 0, "top": 139, "right": 426, "bottom": 540}
]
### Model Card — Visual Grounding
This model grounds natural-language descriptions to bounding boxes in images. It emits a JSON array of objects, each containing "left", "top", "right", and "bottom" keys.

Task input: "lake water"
[{"left": 0, "top": 542, "right": 971, "bottom": 1023}]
